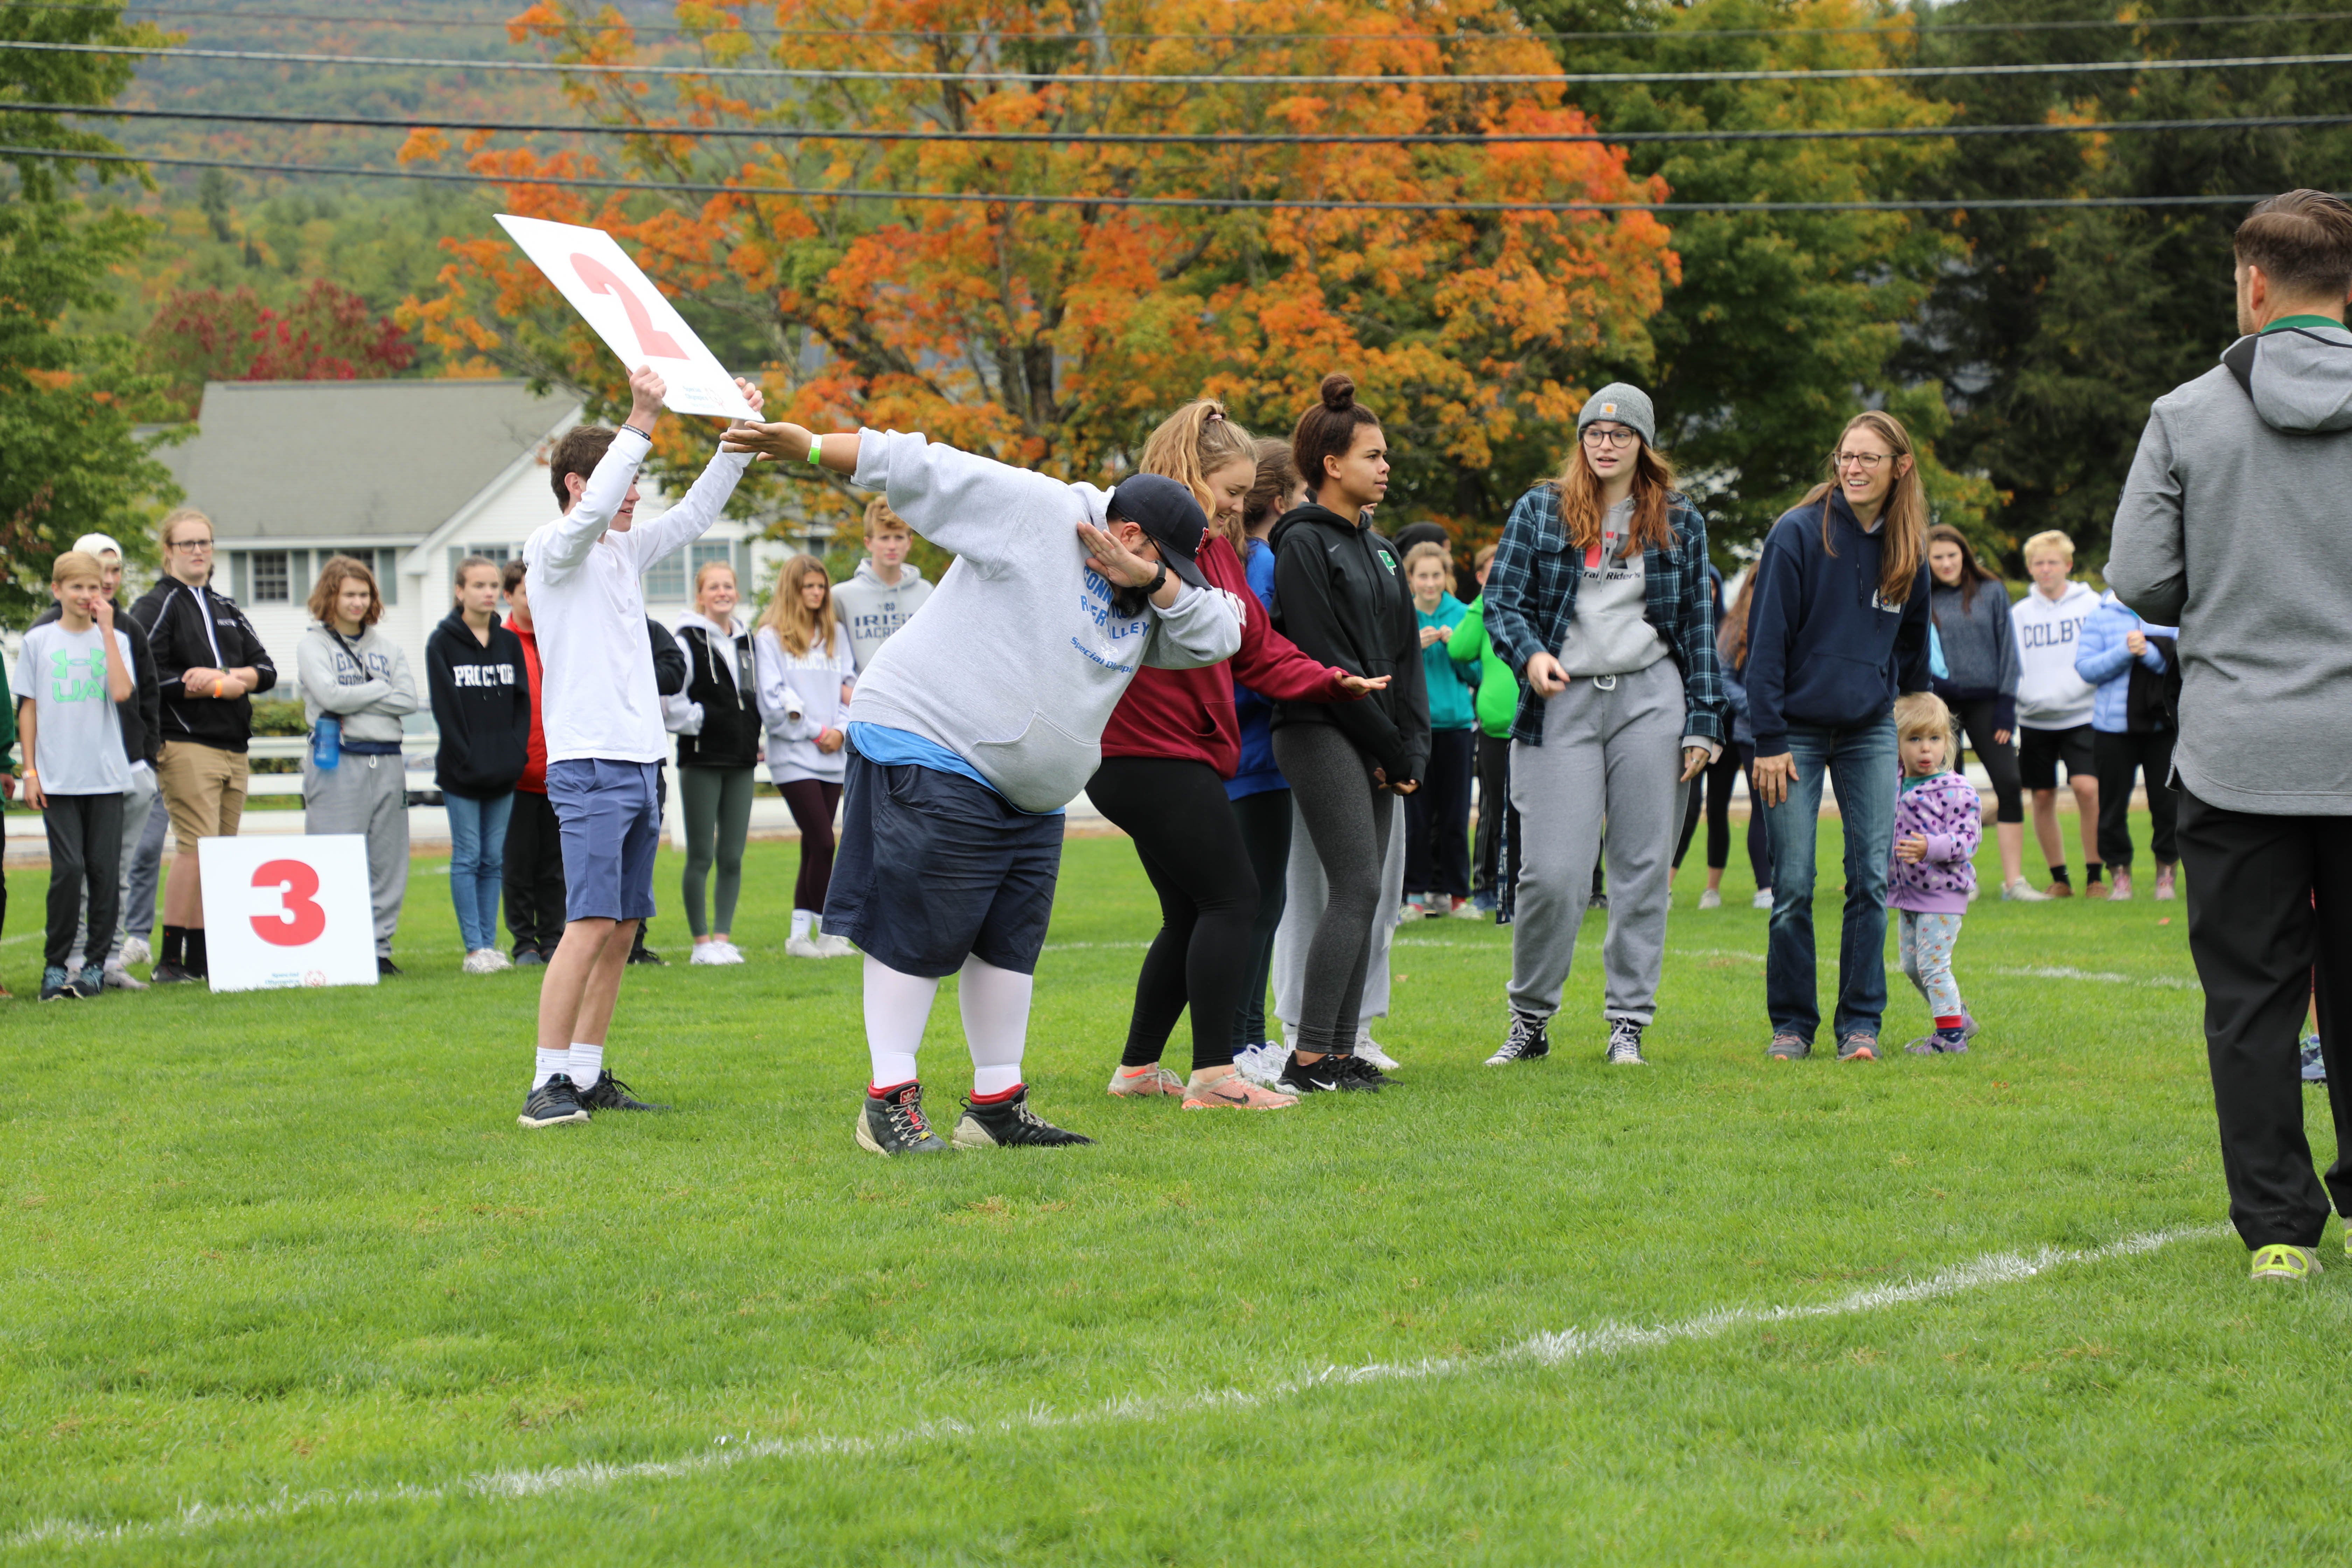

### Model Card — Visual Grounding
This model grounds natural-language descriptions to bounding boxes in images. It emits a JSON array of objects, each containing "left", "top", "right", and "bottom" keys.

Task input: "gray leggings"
[
  {"left": 680, "top": 765, "right": 755, "bottom": 935},
  {"left": 1271, "top": 723, "right": 1395, "bottom": 1055}
]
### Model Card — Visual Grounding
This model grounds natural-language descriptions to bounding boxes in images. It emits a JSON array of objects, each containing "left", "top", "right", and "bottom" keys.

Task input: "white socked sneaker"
[
  {"left": 120, "top": 935, "right": 151, "bottom": 967},
  {"left": 1698, "top": 888, "right": 1722, "bottom": 910},
  {"left": 461, "top": 948, "right": 501, "bottom": 975},
  {"left": 690, "top": 942, "right": 727, "bottom": 966},
  {"left": 816, "top": 933, "right": 857, "bottom": 958},
  {"left": 715, "top": 940, "right": 748, "bottom": 964},
  {"left": 1751, "top": 888, "right": 1774, "bottom": 910},
  {"left": 785, "top": 935, "right": 827, "bottom": 959}
]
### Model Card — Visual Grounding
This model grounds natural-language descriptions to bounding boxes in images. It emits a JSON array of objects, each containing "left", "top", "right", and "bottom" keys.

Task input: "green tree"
[{"left": 0, "top": 1, "right": 182, "bottom": 620}]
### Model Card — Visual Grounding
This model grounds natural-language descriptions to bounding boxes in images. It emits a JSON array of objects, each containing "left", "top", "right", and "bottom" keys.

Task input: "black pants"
[
  {"left": 503, "top": 788, "right": 567, "bottom": 957},
  {"left": 1673, "top": 745, "right": 1748, "bottom": 872},
  {"left": 780, "top": 779, "right": 845, "bottom": 912},
  {"left": 1089, "top": 756, "right": 1260, "bottom": 1074},
  {"left": 2178, "top": 787, "right": 2352, "bottom": 1250},
  {"left": 1952, "top": 695, "right": 2024, "bottom": 824},
  {"left": 1273, "top": 724, "right": 1395, "bottom": 1054},
  {"left": 1473, "top": 732, "right": 1516, "bottom": 899},
  {"left": 1404, "top": 727, "right": 1475, "bottom": 899},
  {"left": 2094, "top": 728, "right": 2177, "bottom": 872},
  {"left": 1229, "top": 787, "right": 1292, "bottom": 1050},
  {"left": 44, "top": 792, "right": 124, "bottom": 972}
]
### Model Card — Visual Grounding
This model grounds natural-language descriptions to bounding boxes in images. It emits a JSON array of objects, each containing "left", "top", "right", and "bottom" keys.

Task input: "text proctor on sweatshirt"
[
  {"left": 832, "top": 558, "right": 934, "bottom": 672},
  {"left": 843, "top": 429, "right": 1243, "bottom": 814},
  {"left": 2010, "top": 580, "right": 2099, "bottom": 730}
]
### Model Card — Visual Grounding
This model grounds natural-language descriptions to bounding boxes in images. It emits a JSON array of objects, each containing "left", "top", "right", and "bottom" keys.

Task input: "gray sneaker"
[
  {"left": 1766, "top": 1032, "right": 1810, "bottom": 1061},
  {"left": 1836, "top": 1033, "right": 1879, "bottom": 1063},
  {"left": 1605, "top": 1020, "right": 1648, "bottom": 1066}
]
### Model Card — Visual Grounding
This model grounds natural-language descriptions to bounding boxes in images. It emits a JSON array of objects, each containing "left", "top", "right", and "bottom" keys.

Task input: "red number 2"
[
  {"left": 251, "top": 859, "right": 328, "bottom": 947},
  {"left": 570, "top": 253, "right": 687, "bottom": 360}
]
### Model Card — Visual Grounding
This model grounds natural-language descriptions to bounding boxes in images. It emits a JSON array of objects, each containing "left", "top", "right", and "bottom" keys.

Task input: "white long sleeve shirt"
[{"left": 521, "top": 427, "right": 752, "bottom": 765}]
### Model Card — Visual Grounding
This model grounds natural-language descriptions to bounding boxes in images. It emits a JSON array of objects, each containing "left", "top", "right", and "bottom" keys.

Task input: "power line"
[
  {"left": 14, "top": 37, "right": 2352, "bottom": 86},
  {"left": 9, "top": 2, "right": 2343, "bottom": 44},
  {"left": 13, "top": 100, "right": 2352, "bottom": 148},
  {"left": 5, "top": 143, "right": 2332, "bottom": 215}
]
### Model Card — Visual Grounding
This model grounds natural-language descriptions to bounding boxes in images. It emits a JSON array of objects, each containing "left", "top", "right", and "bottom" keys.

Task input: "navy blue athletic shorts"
[
  {"left": 825, "top": 749, "right": 1062, "bottom": 979},
  {"left": 546, "top": 757, "right": 661, "bottom": 924}
]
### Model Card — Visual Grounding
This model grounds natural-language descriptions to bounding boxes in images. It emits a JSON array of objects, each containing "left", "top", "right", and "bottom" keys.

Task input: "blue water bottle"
[{"left": 313, "top": 714, "right": 341, "bottom": 770}]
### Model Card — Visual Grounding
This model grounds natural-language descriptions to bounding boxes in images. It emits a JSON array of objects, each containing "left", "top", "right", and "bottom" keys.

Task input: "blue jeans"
[
  {"left": 445, "top": 790, "right": 515, "bottom": 952},
  {"left": 1761, "top": 718, "right": 1898, "bottom": 1043}
]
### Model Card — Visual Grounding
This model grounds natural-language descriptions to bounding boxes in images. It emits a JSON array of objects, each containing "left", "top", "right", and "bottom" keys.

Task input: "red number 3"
[
  {"left": 570, "top": 253, "right": 686, "bottom": 360},
  {"left": 251, "top": 859, "right": 328, "bottom": 947}
]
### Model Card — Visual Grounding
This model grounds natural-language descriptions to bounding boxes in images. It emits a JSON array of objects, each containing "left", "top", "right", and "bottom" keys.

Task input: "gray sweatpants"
[
  {"left": 1270, "top": 735, "right": 1407, "bottom": 1041},
  {"left": 122, "top": 779, "right": 168, "bottom": 947},
  {"left": 1508, "top": 657, "right": 1685, "bottom": 1026},
  {"left": 303, "top": 752, "right": 409, "bottom": 956},
  {"left": 67, "top": 765, "right": 158, "bottom": 969}
]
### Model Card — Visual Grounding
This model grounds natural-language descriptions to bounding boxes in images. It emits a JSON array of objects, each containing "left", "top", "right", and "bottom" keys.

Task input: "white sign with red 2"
[
  {"left": 494, "top": 214, "right": 755, "bottom": 420},
  {"left": 197, "top": 834, "right": 380, "bottom": 993}
]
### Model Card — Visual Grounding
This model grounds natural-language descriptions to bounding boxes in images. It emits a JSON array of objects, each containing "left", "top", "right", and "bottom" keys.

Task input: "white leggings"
[{"left": 864, "top": 953, "right": 1032, "bottom": 1095}]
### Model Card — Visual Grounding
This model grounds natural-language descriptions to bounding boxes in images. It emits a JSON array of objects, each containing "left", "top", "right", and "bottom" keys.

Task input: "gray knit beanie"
[{"left": 1577, "top": 383, "right": 1655, "bottom": 448}]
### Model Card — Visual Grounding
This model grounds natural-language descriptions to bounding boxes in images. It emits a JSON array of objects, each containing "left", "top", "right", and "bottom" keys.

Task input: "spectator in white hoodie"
[
  {"left": 2009, "top": 529, "right": 2104, "bottom": 897},
  {"left": 753, "top": 553, "right": 858, "bottom": 960}
]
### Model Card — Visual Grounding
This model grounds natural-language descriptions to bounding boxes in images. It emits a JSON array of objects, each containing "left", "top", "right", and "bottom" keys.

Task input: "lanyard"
[{"left": 184, "top": 583, "right": 225, "bottom": 666}]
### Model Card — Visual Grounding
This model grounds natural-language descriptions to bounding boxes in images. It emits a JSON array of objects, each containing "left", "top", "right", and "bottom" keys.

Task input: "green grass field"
[{"left": 2, "top": 816, "right": 2343, "bottom": 1564}]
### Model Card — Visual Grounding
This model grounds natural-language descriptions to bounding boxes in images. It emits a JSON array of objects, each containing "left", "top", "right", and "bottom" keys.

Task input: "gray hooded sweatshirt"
[
  {"left": 844, "top": 429, "right": 1244, "bottom": 813},
  {"left": 2107, "top": 318, "right": 2352, "bottom": 814},
  {"left": 832, "top": 557, "right": 933, "bottom": 672},
  {"left": 295, "top": 621, "right": 419, "bottom": 746}
]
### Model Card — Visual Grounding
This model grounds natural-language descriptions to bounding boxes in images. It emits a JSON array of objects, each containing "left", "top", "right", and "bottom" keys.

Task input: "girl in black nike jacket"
[{"left": 1266, "top": 375, "right": 1430, "bottom": 1093}]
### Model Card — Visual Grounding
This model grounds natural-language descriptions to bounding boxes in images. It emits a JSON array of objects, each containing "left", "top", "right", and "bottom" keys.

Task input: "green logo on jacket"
[{"left": 1377, "top": 548, "right": 1396, "bottom": 572}]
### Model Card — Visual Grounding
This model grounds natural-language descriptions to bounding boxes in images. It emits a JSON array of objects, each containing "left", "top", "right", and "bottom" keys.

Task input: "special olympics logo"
[{"left": 303, "top": 970, "right": 328, "bottom": 988}]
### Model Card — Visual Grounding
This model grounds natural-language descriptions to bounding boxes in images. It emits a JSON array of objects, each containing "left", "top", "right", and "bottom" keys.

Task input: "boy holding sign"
[{"left": 516, "top": 364, "right": 762, "bottom": 1129}]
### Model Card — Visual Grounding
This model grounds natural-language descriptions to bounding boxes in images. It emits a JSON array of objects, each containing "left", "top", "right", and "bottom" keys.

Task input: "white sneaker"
[
  {"left": 1395, "top": 901, "right": 1423, "bottom": 923},
  {"left": 103, "top": 961, "right": 148, "bottom": 991},
  {"left": 461, "top": 948, "right": 501, "bottom": 974},
  {"left": 816, "top": 933, "right": 857, "bottom": 958},
  {"left": 2002, "top": 878, "right": 2051, "bottom": 903},
  {"left": 690, "top": 942, "right": 727, "bottom": 965},
  {"left": 785, "top": 935, "right": 827, "bottom": 959},
  {"left": 120, "top": 935, "right": 151, "bottom": 967},
  {"left": 1751, "top": 889, "right": 1774, "bottom": 910},
  {"left": 1698, "top": 888, "right": 1722, "bottom": 910},
  {"left": 1354, "top": 1031, "right": 1401, "bottom": 1072},
  {"left": 715, "top": 940, "right": 748, "bottom": 964},
  {"left": 1233, "top": 1043, "right": 1286, "bottom": 1086},
  {"left": 485, "top": 948, "right": 513, "bottom": 971}
]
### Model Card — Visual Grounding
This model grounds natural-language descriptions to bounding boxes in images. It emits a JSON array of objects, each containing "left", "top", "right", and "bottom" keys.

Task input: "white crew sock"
[
  {"left": 568, "top": 1042, "right": 603, "bottom": 1089},
  {"left": 532, "top": 1046, "right": 569, "bottom": 1090},
  {"left": 791, "top": 909, "right": 814, "bottom": 940},
  {"left": 864, "top": 953, "right": 939, "bottom": 1088},
  {"left": 958, "top": 954, "right": 1032, "bottom": 1098}
]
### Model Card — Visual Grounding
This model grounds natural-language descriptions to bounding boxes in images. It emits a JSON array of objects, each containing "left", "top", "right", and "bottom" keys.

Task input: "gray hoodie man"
[
  {"left": 2107, "top": 319, "right": 2352, "bottom": 815},
  {"left": 832, "top": 557, "right": 933, "bottom": 672}
]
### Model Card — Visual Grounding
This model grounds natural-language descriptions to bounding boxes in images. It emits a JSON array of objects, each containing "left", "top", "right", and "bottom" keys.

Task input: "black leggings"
[
  {"left": 1272, "top": 723, "right": 1395, "bottom": 1055},
  {"left": 1229, "top": 787, "right": 1292, "bottom": 1050},
  {"left": 779, "top": 779, "right": 844, "bottom": 912},
  {"left": 1952, "top": 695, "right": 2024, "bottom": 824},
  {"left": 1088, "top": 756, "right": 1261, "bottom": 1073},
  {"left": 1673, "top": 746, "right": 1746, "bottom": 872}
]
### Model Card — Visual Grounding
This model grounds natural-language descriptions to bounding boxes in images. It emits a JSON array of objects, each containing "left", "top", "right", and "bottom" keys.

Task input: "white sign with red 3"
[
  {"left": 197, "top": 834, "right": 380, "bottom": 993},
  {"left": 494, "top": 214, "right": 755, "bottom": 420}
]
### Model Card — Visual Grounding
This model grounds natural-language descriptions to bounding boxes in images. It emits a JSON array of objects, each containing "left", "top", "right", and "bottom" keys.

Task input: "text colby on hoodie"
[{"left": 2108, "top": 316, "right": 2352, "bottom": 816}]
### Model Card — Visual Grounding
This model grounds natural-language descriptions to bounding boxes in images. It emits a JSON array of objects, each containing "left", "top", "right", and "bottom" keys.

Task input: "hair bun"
[{"left": 1318, "top": 373, "right": 1356, "bottom": 411}]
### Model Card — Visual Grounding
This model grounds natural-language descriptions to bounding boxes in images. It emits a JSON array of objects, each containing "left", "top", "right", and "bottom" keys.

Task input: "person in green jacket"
[
  {"left": 1403, "top": 541, "right": 1478, "bottom": 917},
  {"left": 1449, "top": 542, "right": 1522, "bottom": 913}
]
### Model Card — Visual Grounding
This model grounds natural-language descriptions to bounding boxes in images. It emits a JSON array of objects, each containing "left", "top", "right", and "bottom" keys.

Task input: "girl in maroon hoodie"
[{"left": 1092, "top": 400, "right": 1387, "bottom": 1111}]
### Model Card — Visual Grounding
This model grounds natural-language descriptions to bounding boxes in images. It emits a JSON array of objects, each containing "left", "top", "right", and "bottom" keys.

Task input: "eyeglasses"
[
  {"left": 168, "top": 538, "right": 215, "bottom": 553},
  {"left": 1834, "top": 451, "right": 1891, "bottom": 471},
  {"left": 1581, "top": 425, "right": 1638, "bottom": 449}
]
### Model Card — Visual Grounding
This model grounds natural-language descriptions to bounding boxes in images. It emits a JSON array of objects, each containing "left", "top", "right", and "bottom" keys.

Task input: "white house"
[{"left": 156, "top": 378, "right": 792, "bottom": 708}]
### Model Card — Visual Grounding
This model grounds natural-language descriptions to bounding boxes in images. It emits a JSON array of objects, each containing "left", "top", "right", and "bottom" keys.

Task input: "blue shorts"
[
  {"left": 546, "top": 758, "right": 661, "bottom": 924},
  {"left": 825, "top": 748, "right": 1063, "bottom": 979}
]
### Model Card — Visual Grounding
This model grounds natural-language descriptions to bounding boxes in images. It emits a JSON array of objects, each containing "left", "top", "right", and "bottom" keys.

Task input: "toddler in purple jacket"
[{"left": 1890, "top": 692, "right": 1982, "bottom": 1054}]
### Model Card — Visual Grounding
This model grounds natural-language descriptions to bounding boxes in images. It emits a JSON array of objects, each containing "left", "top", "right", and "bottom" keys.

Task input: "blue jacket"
[
  {"left": 1743, "top": 491, "right": 1933, "bottom": 756},
  {"left": 1227, "top": 537, "right": 1285, "bottom": 800},
  {"left": 1483, "top": 484, "right": 1726, "bottom": 747},
  {"left": 1416, "top": 593, "right": 1477, "bottom": 731},
  {"left": 2074, "top": 591, "right": 2177, "bottom": 734}
]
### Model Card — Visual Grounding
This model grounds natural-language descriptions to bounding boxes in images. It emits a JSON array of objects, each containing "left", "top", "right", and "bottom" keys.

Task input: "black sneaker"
[
  {"left": 39, "top": 965, "right": 77, "bottom": 1002},
  {"left": 1274, "top": 1051, "right": 1344, "bottom": 1094},
  {"left": 1486, "top": 1011, "right": 1551, "bottom": 1066},
  {"left": 514, "top": 948, "right": 547, "bottom": 968},
  {"left": 626, "top": 945, "right": 666, "bottom": 967},
  {"left": 70, "top": 964, "right": 106, "bottom": 999},
  {"left": 377, "top": 956, "right": 403, "bottom": 977},
  {"left": 578, "top": 1071, "right": 667, "bottom": 1112},
  {"left": 856, "top": 1081, "right": 950, "bottom": 1156},
  {"left": 518, "top": 1073, "right": 591, "bottom": 1128},
  {"left": 1605, "top": 1019, "right": 1648, "bottom": 1066},
  {"left": 149, "top": 962, "right": 200, "bottom": 985},
  {"left": 950, "top": 1087, "right": 1095, "bottom": 1149},
  {"left": 1331, "top": 1052, "right": 1389, "bottom": 1091}
]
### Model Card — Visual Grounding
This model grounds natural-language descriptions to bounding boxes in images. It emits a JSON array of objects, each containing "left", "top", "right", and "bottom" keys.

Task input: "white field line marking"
[{"left": 8, "top": 1224, "right": 2223, "bottom": 1552}]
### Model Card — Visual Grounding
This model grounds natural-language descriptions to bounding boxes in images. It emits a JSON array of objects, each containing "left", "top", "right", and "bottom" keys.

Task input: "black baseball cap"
[{"left": 1106, "top": 474, "right": 1211, "bottom": 591}]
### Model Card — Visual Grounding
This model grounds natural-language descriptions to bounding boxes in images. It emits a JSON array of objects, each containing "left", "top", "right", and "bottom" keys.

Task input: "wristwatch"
[{"left": 1144, "top": 563, "right": 1169, "bottom": 597}]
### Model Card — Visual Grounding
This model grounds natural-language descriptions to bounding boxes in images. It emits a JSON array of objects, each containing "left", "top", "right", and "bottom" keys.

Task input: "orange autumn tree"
[{"left": 405, "top": 0, "right": 1679, "bottom": 536}]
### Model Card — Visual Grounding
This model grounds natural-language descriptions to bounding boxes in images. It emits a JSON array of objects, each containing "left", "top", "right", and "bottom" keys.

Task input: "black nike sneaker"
[
  {"left": 1331, "top": 1052, "right": 1390, "bottom": 1091},
  {"left": 1274, "top": 1051, "right": 1379, "bottom": 1094},
  {"left": 1485, "top": 1011, "right": 1551, "bottom": 1066},
  {"left": 149, "top": 962, "right": 200, "bottom": 986},
  {"left": 856, "top": 1081, "right": 950, "bottom": 1156},
  {"left": 578, "top": 1071, "right": 667, "bottom": 1112},
  {"left": 950, "top": 1087, "right": 1095, "bottom": 1149},
  {"left": 518, "top": 1073, "right": 591, "bottom": 1128}
]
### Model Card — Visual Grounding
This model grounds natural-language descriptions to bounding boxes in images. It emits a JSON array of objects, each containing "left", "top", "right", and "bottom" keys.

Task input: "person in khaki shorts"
[{"left": 127, "top": 506, "right": 276, "bottom": 984}]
